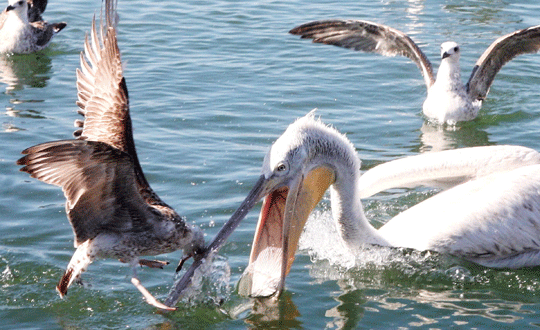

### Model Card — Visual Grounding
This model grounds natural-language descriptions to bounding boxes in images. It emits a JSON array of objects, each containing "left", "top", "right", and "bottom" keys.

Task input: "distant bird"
[
  {"left": 0, "top": 0, "right": 66, "bottom": 54},
  {"left": 0, "top": 0, "right": 47, "bottom": 23},
  {"left": 227, "top": 113, "right": 540, "bottom": 297},
  {"left": 290, "top": 20, "right": 540, "bottom": 125},
  {"left": 17, "top": 0, "right": 203, "bottom": 310}
]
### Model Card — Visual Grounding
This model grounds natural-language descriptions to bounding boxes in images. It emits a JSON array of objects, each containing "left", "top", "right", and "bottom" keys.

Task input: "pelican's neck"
[
  {"left": 435, "top": 58, "right": 462, "bottom": 90},
  {"left": 328, "top": 161, "right": 388, "bottom": 250}
]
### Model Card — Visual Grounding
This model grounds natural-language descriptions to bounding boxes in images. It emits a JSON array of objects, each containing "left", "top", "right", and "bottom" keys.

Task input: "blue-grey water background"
[{"left": 3, "top": 0, "right": 540, "bottom": 328}]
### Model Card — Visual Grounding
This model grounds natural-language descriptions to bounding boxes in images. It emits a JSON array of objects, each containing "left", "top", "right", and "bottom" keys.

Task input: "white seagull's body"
[
  {"left": 17, "top": 0, "right": 203, "bottom": 310},
  {"left": 0, "top": 0, "right": 66, "bottom": 54},
  {"left": 230, "top": 113, "right": 540, "bottom": 297},
  {"left": 290, "top": 20, "right": 540, "bottom": 125}
]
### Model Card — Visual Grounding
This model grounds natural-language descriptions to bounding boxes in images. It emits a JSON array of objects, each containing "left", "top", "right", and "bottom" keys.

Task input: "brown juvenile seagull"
[{"left": 16, "top": 0, "right": 203, "bottom": 311}]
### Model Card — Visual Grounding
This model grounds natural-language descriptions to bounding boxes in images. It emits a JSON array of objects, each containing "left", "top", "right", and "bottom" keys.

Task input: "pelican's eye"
[
  {"left": 454, "top": 46, "right": 459, "bottom": 52},
  {"left": 276, "top": 163, "right": 287, "bottom": 172},
  {"left": 18, "top": 0, "right": 23, "bottom": 5}
]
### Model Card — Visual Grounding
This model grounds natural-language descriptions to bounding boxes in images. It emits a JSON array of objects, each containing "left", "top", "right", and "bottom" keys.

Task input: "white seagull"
[
  {"left": 225, "top": 112, "right": 540, "bottom": 297},
  {"left": 0, "top": 0, "right": 66, "bottom": 54},
  {"left": 17, "top": 0, "right": 206, "bottom": 311},
  {"left": 0, "top": 0, "right": 48, "bottom": 24},
  {"left": 290, "top": 20, "right": 540, "bottom": 125}
]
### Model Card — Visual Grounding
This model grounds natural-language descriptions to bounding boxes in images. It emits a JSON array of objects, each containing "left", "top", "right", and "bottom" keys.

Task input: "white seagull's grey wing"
[
  {"left": 17, "top": 140, "right": 155, "bottom": 246},
  {"left": 466, "top": 25, "right": 540, "bottom": 101},
  {"left": 358, "top": 145, "right": 540, "bottom": 198},
  {"left": 30, "top": 21, "right": 66, "bottom": 47},
  {"left": 27, "top": 0, "right": 47, "bottom": 21},
  {"left": 290, "top": 19, "right": 435, "bottom": 89}
]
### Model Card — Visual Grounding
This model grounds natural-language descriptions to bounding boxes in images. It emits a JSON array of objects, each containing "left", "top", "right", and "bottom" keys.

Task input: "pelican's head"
[
  {"left": 228, "top": 112, "right": 359, "bottom": 297},
  {"left": 440, "top": 41, "right": 460, "bottom": 61},
  {"left": 6, "top": 0, "right": 27, "bottom": 16}
]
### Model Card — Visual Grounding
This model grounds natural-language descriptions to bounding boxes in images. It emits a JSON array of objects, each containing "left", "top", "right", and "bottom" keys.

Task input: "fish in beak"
[{"left": 238, "top": 166, "right": 335, "bottom": 297}]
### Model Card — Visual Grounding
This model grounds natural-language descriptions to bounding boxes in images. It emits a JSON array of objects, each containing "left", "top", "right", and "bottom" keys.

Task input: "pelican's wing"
[
  {"left": 358, "top": 145, "right": 540, "bottom": 198},
  {"left": 73, "top": 1, "right": 149, "bottom": 188},
  {"left": 290, "top": 19, "right": 435, "bottom": 89},
  {"left": 17, "top": 140, "right": 156, "bottom": 246},
  {"left": 466, "top": 25, "right": 540, "bottom": 101},
  {"left": 380, "top": 164, "right": 540, "bottom": 268}
]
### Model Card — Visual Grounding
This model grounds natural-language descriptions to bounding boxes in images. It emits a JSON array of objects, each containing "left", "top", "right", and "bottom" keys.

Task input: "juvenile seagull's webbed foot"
[
  {"left": 131, "top": 277, "right": 176, "bottom": 311},
  {"left": 130, "top": 261, "right": 176, "bottom": 311}
]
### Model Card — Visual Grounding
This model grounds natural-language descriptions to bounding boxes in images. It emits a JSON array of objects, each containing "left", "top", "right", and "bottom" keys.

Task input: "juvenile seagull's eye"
[{"left": 454, "top": 46, "right": 459, "bottom": 52}]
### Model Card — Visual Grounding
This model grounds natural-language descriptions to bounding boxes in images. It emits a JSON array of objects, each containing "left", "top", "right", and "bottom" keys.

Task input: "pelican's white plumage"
[
  {"left": 290, "top": 20, "right": 540, "bottom": 125},
  {"left": 233, "top": 113, "right": 540, "bottom": 297},
  {"left": 358, "top": 145, "right": 540, "bottom": 198}
]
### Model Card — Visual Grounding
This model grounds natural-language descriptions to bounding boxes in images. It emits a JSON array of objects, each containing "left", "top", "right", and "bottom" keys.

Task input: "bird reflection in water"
[{"left": 0, "top": 53, "right": 51, "bottom": 131}]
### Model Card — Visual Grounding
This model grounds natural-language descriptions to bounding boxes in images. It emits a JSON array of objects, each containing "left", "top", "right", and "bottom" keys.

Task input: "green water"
[{"left": 2, "top": 0, "right": 540, "bottom": 328}]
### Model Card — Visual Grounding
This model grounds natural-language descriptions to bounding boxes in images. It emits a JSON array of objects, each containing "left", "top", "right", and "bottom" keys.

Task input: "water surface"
[{"left": 2, "top": 0, "right": 540, "bottom": 329}]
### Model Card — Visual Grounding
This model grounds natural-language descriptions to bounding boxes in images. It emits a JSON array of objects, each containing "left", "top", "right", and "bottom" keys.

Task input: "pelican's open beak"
[
  {"left": 165, "top": 166, "right": 334, "bottom": 307},
  {"left": 238, "top": 166, "right": 335, "bottom": 298}
]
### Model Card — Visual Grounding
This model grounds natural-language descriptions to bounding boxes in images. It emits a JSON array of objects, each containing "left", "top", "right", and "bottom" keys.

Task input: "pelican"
[
  {"left": 227, "top": 112, "right": 540, "bottom": 297},
  {"left": 16, "top": 0, "right": 206, "bottom": 311},
  {"left": 289, "top": 20, "right": 540, "bottom": 125},
  {"left": 0, "top": 0, "right": 66, "bottom": 54}
]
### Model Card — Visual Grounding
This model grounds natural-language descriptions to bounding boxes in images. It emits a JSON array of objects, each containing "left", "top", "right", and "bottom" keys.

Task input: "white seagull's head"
[
  {"left": 440, "top": 41, "right": 460, "bottom": 61},
  {"left": 6, "top": 0, "right": 28, "bottom": 17}
]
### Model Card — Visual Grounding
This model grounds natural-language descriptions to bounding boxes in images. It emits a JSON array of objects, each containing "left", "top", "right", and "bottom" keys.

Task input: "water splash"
[
  {"left": 170, "top": 254, "right": 231, "bottom": 307},
  {"left": 299, "top": 210, "right": 356, "bottom": 269}
]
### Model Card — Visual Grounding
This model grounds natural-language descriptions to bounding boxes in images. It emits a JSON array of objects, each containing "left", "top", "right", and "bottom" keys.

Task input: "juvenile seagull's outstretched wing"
[{"left": 17, "top": 0, "right": 201, "bottom": 311}]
